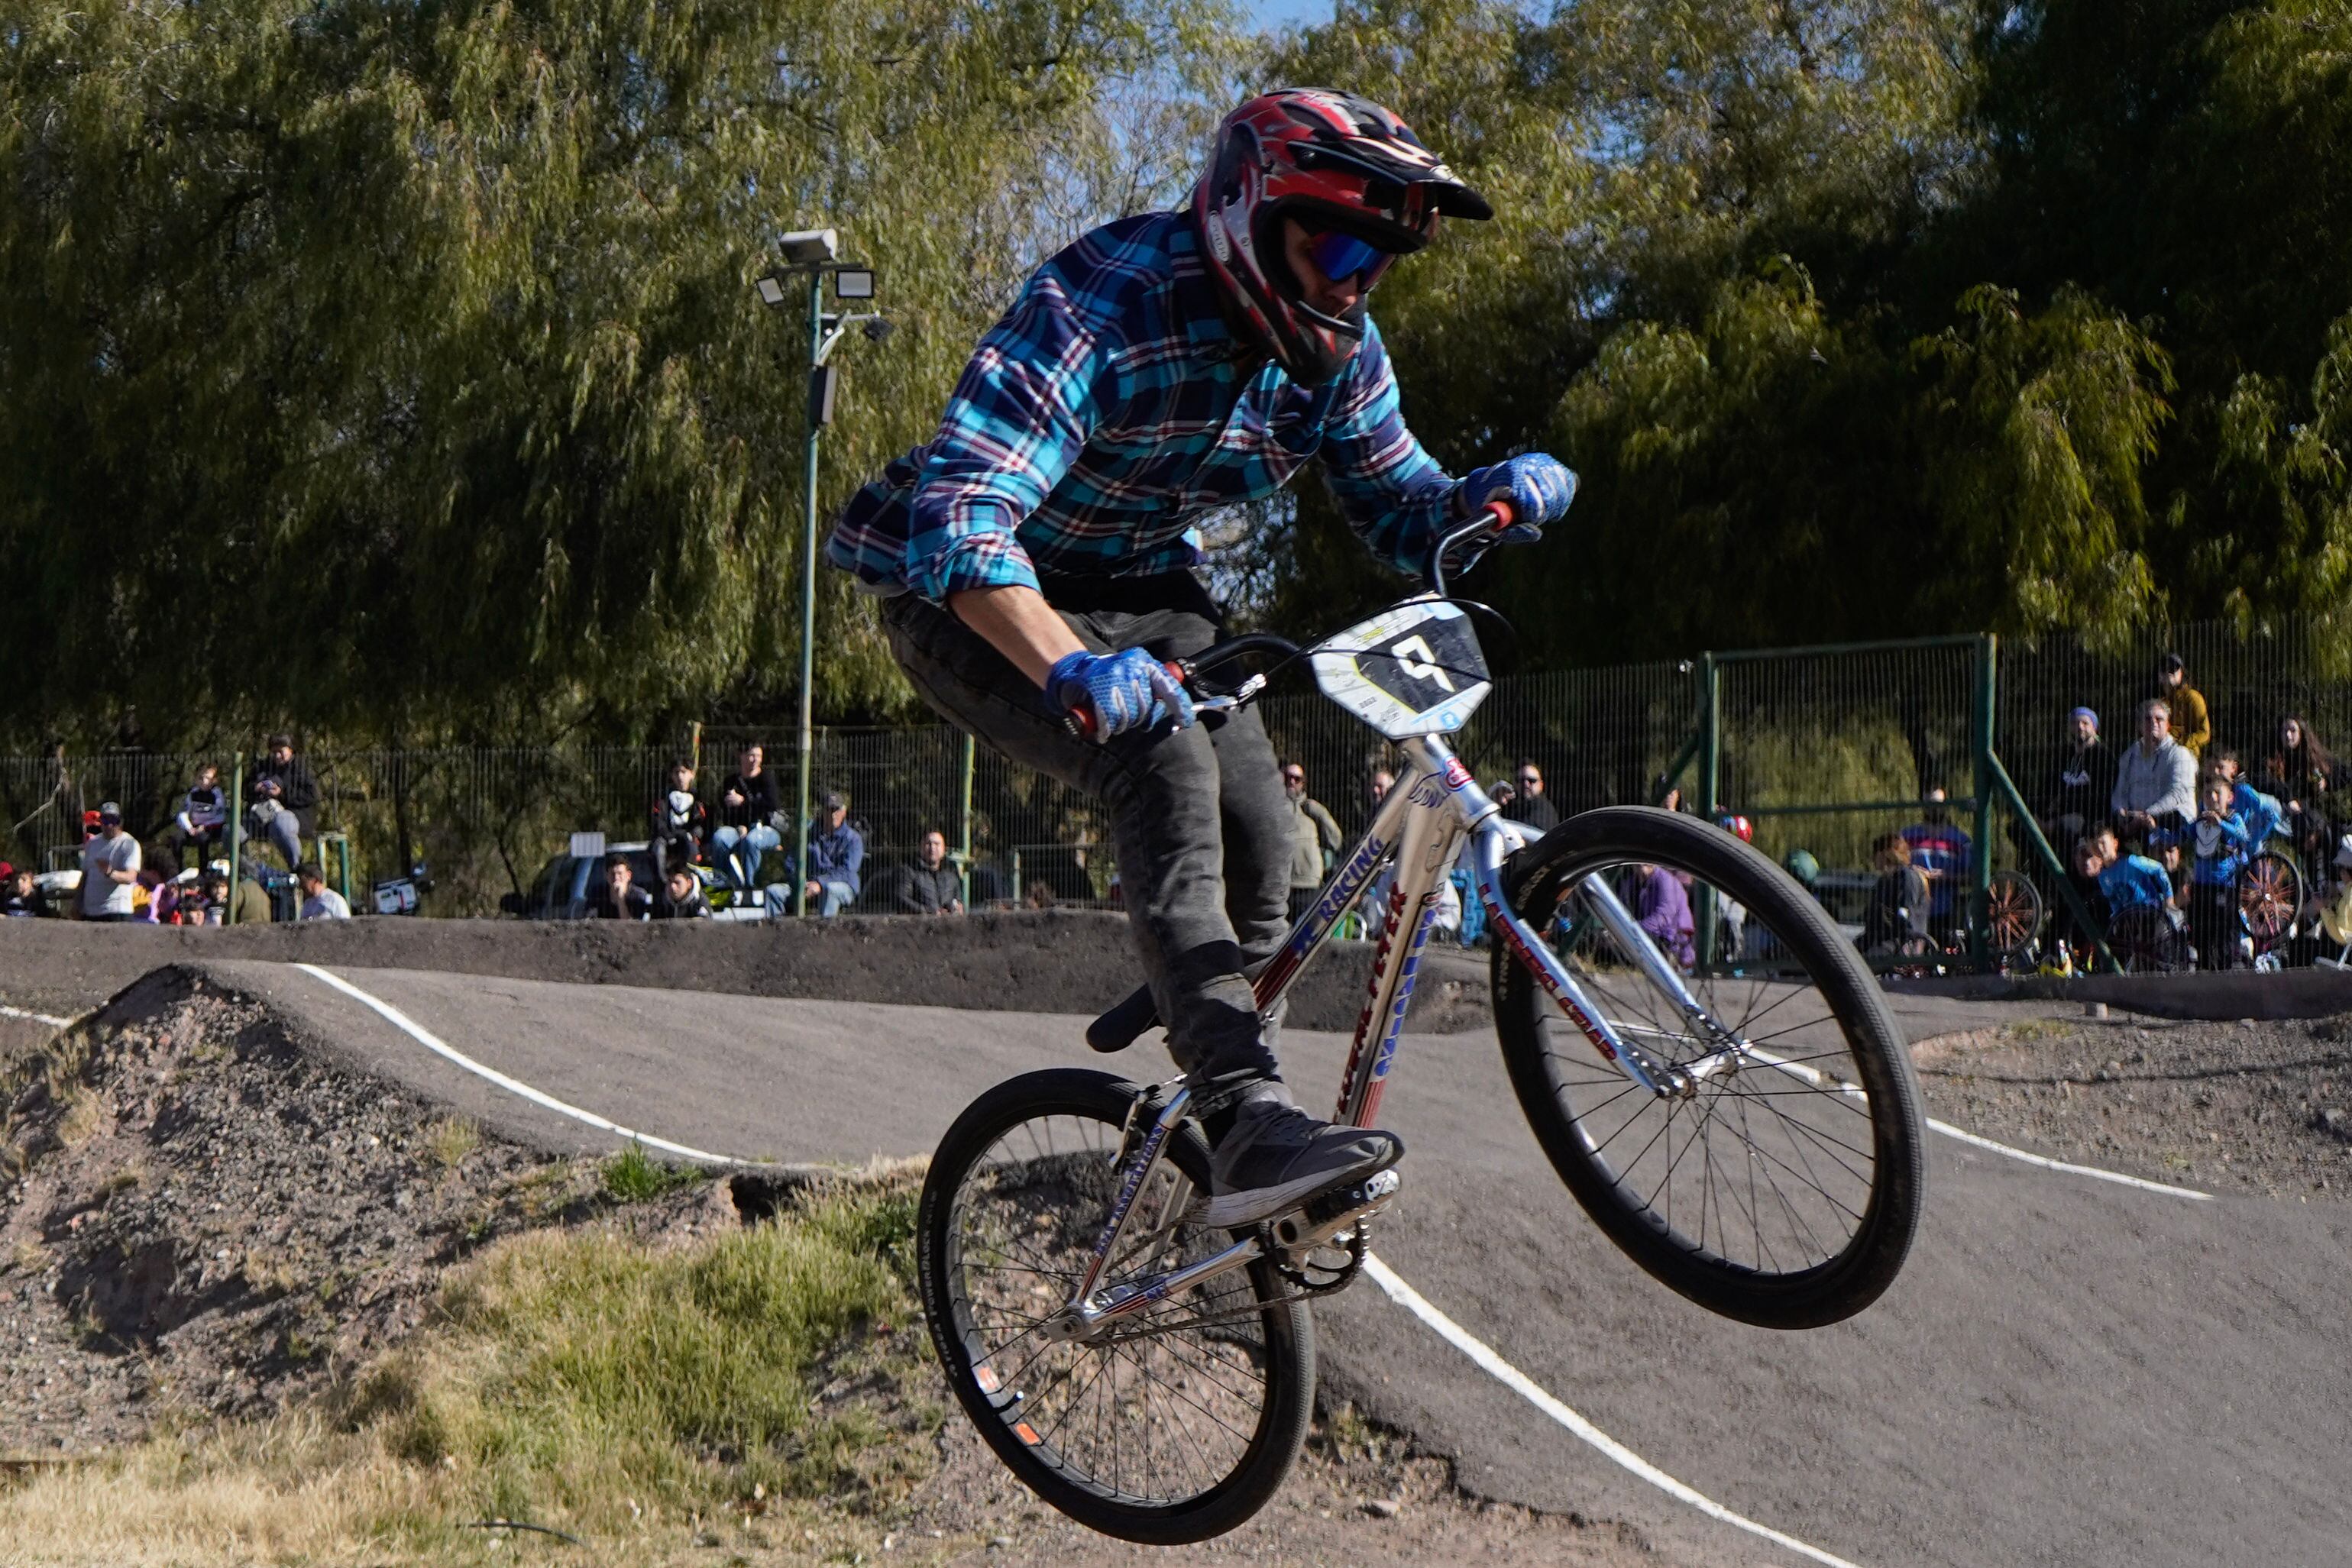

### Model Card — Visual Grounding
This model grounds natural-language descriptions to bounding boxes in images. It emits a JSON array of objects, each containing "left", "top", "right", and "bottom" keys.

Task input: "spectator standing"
[
  {"left": 710, "top": 744, "right": 782, "bottom": 891},
  {"left": 295, "top": 862, "right": 351, "bottom": 920},
  {"left": 2111, "top": 700, "right": 2198, "bottom": 844},
  {"left": 886, "top": 829, "right": 965, "bottom": 915},
  {"left": 78, "top": 803, "right": 141, "bottom": 921},
  {"left": 649, "top": 761, "right": 710, "bottom": 883},
  {"left": 2045, "top": 708, "right": 2117, "bottom": 845},
  {"left": 589, "top": 855, "right": 652, "bottom": 920},
  {"left": 173, "top": 762, "right": 229, "bottom": 865},
  {"left": 1282, "top": 762, "right": 1342, "bottom": 921},
  {"left": 774, "top": 791, "right": 864, "bottom": 917},
  {"left": 2176, "top": 773, "right": 2252, "bottom": 970},
  {"left": 245, "top": 735, "right": 319, "bottom": 870},
  {"left": 2260, "top": 716, "right": 2336, "bottom": 862},
  {"left": 2157, "top": 653, "right": 2210, "bottom": 756},
  {"left": 1503, "top": 759, "right": 1560, "bottom": 832},
  {"left": 652, "top": 865, "right": 710, "bottom": 920}
]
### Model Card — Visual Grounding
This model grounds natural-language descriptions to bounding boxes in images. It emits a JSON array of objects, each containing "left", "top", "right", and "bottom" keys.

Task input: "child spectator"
[
  {"left": 649, "top": 761, "right": 708, "bottom": 884},
  {"left": 2088, "top": 836, "right": 2176, "bottom": 917},
  {"left": 296, "top": 861, "right": 351, "bottom": 920},
  {"left": 138, "top": 847, "right": 183, "bottom": 923},
  {"left": 1631, "top": 862, "right": 1696, "bottom": 968},
  {"left": 1862, "top": 832, "right": 1931, "bottom": 954},
  {"left": 2051, "top": 838, "right": 2113, "bottom": 969},
  {"left": 173, "top": 763, "right": 229, "bottom": 865},
  {"left": 197, "top": 869, "right": 233, "bottom": 926},
  {"left": 2176, "top": 773, "right": 2252, "bottom": 970},
  {"left": 0, "top": 865, "right": 48, "bottom": 918}
]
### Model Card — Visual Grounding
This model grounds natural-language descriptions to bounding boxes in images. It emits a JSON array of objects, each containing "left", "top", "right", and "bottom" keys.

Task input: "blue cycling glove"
[
  {"left": 1048, "top": 648, "right": 1197, "bottom": 740},
  {"left": 1457, "top": 453, "right": 1578, "bottom": 544}
]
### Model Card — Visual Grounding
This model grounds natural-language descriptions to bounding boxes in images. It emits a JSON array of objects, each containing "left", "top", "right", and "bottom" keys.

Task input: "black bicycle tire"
[
  {"left": 1492, "top": 807, "right": 1928, "bottom": 1329},
  {"left": 914, "top": 1068, "right": 1314, "bottom": 1545}
]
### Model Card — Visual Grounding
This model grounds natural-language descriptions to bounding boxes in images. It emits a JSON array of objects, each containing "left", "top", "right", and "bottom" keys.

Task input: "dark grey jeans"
[{"left": 882, "top": 576, "right": 1293, "bottom": 1085}]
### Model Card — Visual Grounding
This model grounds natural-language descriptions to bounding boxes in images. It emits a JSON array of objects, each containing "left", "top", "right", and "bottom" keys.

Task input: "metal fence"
[{"left": 14, "top": 615, "right": 2347, "bottom": 927}]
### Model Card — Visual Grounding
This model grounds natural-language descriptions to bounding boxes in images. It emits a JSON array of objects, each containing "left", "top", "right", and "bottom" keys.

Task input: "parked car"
[{"left": 503, "top": 842, "right": 659, "bottom": 920}]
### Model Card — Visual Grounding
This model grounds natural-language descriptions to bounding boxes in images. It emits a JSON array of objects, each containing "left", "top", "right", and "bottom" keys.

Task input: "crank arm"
[{"left": 1075, "top": 1233, "right": 1265, "bottom": 1331}]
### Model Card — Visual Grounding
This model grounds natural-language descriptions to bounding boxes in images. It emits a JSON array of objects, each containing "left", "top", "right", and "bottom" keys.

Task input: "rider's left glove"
[
  {"left": 1457, "top": 453, "right": 1577, "bottom": 545},
  {"left": 1047, "top": 648, "right": 1197, "bottom": 740}
]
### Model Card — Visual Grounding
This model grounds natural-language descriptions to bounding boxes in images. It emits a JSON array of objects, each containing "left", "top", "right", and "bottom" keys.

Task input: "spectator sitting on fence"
[
  {"left": 173, "top": 761, "right": 229, "bottom": 865},
  {"left": 2260, "top": 715, "right": 2336, "bottom": 863},
  {"left": 1503, "top": 759, "right": 1559, "bottom": 832},
  {"left": 2111, "top": 698, "right": 2198, "bottom": 845},
  {"left": 1283, "top": 761, "right": 1342, "bottom": 922},
  {"left": 653, "top": 865, "right": 710, "bottom": 920},
  {"left": 245, "top": 734, "right": 319, "bottom": 871},
  {"left": 1898, "top": 788, "right": 1973, "bottom": 936},
  {"left": 710, "top": 743, "right": 781, "bottom": 892},
  {"left": 770, "top": 790, "right": 864, "bottom": 918},
  {"left": 2174, "top": 772, "right": 2253, "bottom": 971},
  {"left": 295, "top": 861, "right": 351, "bottom": 921},
  {"left": 2157, "top": 652, "right": 2211, "bottom": 756},
  {"left": 883, "top": 829, "right": 965, "bottom": 915},
  {"left": 1, "top": 864, "right": 48, "bottom": 918},
  {"left": 589, "top": 853, "right": 652, "bottom": 920},
  {"left": 1861, "top": 832, "right": 1931, "bottom": 954},
  {"left": 2292, "top": 834, "right": 2352, "bottom": 965},
  {"left": 1631, "top": 861, "right": 1697, "bottom": 968},
  {"left": 2044, "top": 707, "right": 2117, "bottom": 846},
  {"left": 77, "top": 802, "right": 141, "bottom": 923},
  {"left": 649, "top": 761, "right": 709, "bottom": 884}
]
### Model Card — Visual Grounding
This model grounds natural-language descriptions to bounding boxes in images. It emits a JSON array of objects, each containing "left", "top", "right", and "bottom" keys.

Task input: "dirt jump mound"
[{"left": 0, "top": 966, "right": 611, "bottom": 1453}]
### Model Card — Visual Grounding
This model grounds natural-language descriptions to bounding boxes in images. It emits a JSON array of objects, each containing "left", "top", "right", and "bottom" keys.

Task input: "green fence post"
[
  {"left": 227, "top": 752, "right": 244, "bottom": 924},
  {"left": 1987, "top": 752, "right": 2121, "bottom": 974},
  {"left": 1970, "top": 634, "right": 1998, "bottom": 971},
  {"left": 1695, "top": 652, "right": 1721, "bottom": 968},
  {"left": 959, "top": 733, "right": 975, "bottom": 910}
]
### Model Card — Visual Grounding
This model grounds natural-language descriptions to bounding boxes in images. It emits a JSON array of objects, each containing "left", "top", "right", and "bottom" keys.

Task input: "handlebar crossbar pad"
[{"left": 1085, "top": 983, "right": 1160, "bottom": 1054}]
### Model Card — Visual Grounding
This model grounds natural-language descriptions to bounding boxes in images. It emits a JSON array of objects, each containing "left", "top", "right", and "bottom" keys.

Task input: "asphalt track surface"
[{"left": 171, "top": 963, "right": 2352, "bottom": 1565}]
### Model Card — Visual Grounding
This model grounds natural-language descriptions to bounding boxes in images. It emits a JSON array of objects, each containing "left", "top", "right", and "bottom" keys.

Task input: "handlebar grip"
[
  {"left": 1059, "top": 661, "right": 1189, "bottom": 742},
  {"left": 1482, "top": 497, "right": 1516, "bottom": 530}
]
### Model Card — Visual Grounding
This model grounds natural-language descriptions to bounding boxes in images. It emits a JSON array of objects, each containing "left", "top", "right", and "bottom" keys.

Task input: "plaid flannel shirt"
[{"left": 826, "top": 211, "right": 1461, "bottom": 601}]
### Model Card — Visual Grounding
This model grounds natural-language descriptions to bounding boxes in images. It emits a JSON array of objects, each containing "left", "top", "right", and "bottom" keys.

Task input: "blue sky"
[{"left": 1247, "top": 0, "right": 1338, "bottom": 31}]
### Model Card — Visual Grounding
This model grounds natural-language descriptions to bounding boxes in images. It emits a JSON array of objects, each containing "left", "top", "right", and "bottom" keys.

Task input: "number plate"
[{"left": 1310, "top": 602, "right": 1491, "bottom": 739}]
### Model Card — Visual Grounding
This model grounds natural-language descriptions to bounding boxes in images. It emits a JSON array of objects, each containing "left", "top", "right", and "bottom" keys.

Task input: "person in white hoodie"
[{"left": 2112, "top": 698, "right": 2197, "bottom": 844}]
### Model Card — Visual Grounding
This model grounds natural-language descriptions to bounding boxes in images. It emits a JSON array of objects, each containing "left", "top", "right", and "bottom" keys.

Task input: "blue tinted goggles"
[{"left": 1302, "top": 228, "right": 1394, "bottom": 289}]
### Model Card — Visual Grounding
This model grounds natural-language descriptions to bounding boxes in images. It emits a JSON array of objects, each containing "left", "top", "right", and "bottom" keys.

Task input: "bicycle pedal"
[{"left": 1271, "top": 1167, "right": 1400, "bottom": 1257}]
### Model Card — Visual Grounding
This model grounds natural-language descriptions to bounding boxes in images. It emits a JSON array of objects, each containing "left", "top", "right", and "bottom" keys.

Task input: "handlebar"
[{"left": 1062, "top": 499, "right": 1515, "bottom": 740}]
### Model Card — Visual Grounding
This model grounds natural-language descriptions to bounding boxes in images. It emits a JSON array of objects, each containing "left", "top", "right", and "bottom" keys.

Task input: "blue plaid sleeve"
[
  {"left": 905, "top": 263, "right": 1114, "bottom": 600},
  {"left": 1316, "top": 321, "right": 1458, "bottom": 575}
]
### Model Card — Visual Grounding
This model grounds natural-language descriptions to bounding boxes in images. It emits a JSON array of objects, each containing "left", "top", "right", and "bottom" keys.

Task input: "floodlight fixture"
[
  {"left": 778, "top": 228, "right": 839, "bottom": 264},
  {"left": 755, "top": 274, "right": 788, "bottom": 308},
  {"left": 833, "top": 268, "right": 875, "bottom": 300}
]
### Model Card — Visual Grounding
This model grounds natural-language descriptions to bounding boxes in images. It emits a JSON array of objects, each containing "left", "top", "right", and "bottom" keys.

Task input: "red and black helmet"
[{"left": 1192, "top": 88, "right": 1492, "bottom": 386}]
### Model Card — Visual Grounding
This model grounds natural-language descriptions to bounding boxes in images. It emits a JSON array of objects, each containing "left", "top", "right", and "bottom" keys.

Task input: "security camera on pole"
[{"left": 755, "top": 231, "right": 891, "bottom": 917}]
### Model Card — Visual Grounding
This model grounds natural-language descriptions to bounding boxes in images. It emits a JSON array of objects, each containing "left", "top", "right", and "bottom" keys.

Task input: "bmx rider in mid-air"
[{"left": 827, "top": 87, "right": 1578, "bottom": 1227}]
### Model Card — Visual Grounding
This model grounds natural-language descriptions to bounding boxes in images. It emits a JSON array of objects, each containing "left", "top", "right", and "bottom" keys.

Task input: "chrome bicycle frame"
[{"left": 1037, "top": 732, "right": 1710, "bottom": 1341}]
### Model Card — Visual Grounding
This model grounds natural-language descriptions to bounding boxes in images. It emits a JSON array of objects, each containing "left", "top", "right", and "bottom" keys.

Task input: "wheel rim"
[
  {"left": 2241, "top": 858, "right": 2298, "bottom": 941},
  {"left": 1535, "top": 857, "right": 1888, "bottom": 1282},
  {"left": 1985, "top": 874, "right": 2040, "bottom": 955},
  {"left": 941, "top": 1110, "right": 1278, "bottom": 1508}
]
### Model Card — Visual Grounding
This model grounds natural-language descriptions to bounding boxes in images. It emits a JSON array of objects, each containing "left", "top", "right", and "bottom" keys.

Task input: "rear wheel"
[
  {"left": 915, "top": 1069, "right": 1313, "bottom": 1544},
  {"left": 1494, "top": 807, "right": 1927, "bottom": 1329},
  {"left": 2237, "top": 851, "right": 2302, "bottom": 954},
  {"left": 2111, "top": 904, "right": 2190, "bottom": 972},
  {"left": 1983, "top": 869, "right": 2043, "bottom": 962}
]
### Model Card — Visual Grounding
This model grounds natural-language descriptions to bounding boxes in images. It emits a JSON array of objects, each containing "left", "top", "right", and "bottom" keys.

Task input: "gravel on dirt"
[{"left": 1914, "top": 1011, "right": 2352, "bottom": 1201}]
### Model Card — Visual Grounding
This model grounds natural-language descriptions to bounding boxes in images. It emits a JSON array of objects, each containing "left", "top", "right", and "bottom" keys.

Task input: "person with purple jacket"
[{"left": 1632, "top": 862, "right": 1697, "bottom": 968}]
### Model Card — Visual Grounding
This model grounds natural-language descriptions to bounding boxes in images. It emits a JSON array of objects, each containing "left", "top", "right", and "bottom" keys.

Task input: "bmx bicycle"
[{"left": 913, "top": 506, "right": 1929, "bottom": 1544}]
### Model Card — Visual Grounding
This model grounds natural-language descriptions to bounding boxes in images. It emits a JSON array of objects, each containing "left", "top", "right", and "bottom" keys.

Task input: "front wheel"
[
  {"left": 1494, "top": 807, "right": 1927, "bottom": 1329},
  {"left": 914, "top": 1069, "right": 1314, "bottom": 1545}
]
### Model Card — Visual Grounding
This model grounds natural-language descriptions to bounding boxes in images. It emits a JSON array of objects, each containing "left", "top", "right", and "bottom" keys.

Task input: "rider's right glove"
[
  {"left": 1457, "top": 453, "right": 1578, "bottom": 545},
  {"left": 1047, "top": 648, "right": 1198, "bottom": 740}
]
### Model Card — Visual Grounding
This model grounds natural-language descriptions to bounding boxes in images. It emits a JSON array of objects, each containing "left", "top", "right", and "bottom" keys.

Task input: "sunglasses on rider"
[{"left": 1300, "top": 226, "right": 1394, "bottom": 289}]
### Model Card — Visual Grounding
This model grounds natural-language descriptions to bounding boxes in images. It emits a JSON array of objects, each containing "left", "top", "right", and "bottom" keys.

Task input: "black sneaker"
[{"left": 1201, "top": 1100, "right": 1403, "bottom": 1229}]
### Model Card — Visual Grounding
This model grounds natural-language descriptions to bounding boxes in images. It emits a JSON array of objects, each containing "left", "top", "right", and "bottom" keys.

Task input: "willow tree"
[{"left": 0, "top": 0, "right": 1241, "bottom": 745}]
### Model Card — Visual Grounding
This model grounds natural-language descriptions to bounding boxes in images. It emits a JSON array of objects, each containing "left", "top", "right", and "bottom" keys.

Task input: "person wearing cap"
[
  {"left": 772, "top": 791, "right": 864, "bottom": 918},
  {"left": 77, "top": 802, "right": 142, "bottom": 921},
  {"left": 244, "top": 733, "right": 319, "bottom": 870},
  {"left": 2044, "top": 706, "right": 2117, "bottom": 846},
  {"left": 2156, "top": 654, "right": 2210, "bottom": 757},
  {"left": 823, "top": 89, "right": 1580, "bottom": 1227}
]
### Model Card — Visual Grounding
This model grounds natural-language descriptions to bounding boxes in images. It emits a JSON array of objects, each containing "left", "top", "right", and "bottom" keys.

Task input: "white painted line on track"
[
  {"left": 1926, "top": 1117, "right": 2211, "bottom": 1199},
  {"left": 1364, "top": 1253, "right": 1863, "bottom": 1568},
  {"left": 0, "top": 1003, "right": 72, "bottom": 1029},
  {"left": 293, "top": 963, "right": 761, "bottom": 1166}
]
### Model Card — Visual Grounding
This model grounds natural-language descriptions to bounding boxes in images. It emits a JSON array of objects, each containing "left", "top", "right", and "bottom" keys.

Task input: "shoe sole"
[{"left": 1199, "top": 1144, "right": 1403, "bottom": 1230}]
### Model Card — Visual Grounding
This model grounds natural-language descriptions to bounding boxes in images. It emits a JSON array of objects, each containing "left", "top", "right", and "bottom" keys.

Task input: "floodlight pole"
[{"left": 794, "top": 267, "right": 823, "bottom": 919}]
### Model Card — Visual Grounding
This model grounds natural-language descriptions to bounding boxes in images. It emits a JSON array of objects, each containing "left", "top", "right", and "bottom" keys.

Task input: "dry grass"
[
  {"left": 422, "top": 1117, "right": 480, "bottom": 1172},
  {"left": 0, "top": 1183, "right": 942, "bottom": 1566}
]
